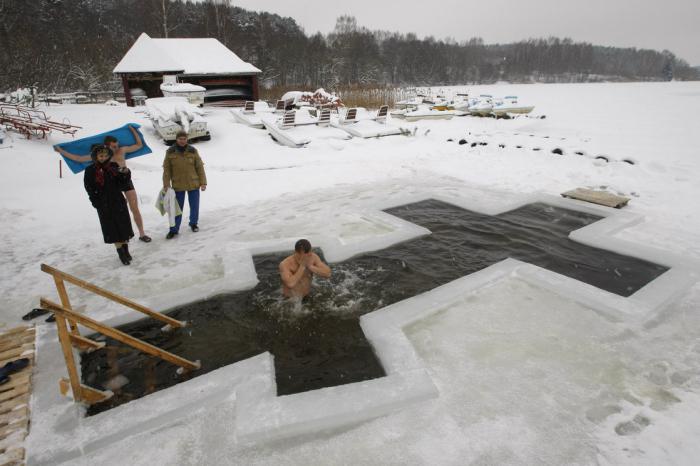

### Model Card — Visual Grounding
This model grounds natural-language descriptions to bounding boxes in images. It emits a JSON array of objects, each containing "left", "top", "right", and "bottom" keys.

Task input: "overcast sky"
[{"left": 231, "top": 0, "right": 700, "bottom": 65}]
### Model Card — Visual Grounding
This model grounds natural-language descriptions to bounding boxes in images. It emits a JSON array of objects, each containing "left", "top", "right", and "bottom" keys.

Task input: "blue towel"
[{"left": 54, "top": 123, "right": 152, "bottom": 174}]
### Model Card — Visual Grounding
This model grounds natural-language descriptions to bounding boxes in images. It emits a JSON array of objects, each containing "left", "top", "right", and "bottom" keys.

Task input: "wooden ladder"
[{"left": 39, "top": 264, "right": 200, "bottom": 405}]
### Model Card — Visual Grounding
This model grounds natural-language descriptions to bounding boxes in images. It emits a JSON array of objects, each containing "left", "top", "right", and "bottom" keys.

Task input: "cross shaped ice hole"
[{"left": 82, "top": 200, "right": 667, "bottom": 415}]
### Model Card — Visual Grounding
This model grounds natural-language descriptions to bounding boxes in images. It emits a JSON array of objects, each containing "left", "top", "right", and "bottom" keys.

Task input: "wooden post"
[
  {"left": 41, "top": 264, "right": 186, "bottom": 329},
  {"left": 40, "top": 298, "right": 200, "bottom": 371},
  {"left": 52, "top": 275, "right": 79, "bottom": 335},
  {"left": 251, "top": 75, "right": 259, "bottom": 101},
  {"left": 54, "top": 313, "right": 82, "bottom": 402},
  {"left": 121, "top": 75, "right": 133, "bottom": 107}
]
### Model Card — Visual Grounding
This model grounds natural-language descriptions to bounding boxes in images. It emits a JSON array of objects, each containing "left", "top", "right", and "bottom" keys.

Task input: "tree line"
[{"left": 1, "top": 0, "right": 697, "bottom": 93}]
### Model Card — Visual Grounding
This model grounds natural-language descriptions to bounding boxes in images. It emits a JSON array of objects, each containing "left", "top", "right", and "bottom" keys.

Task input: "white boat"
[
  {"left": 402, "top": 105, "right": 456, "bottom": 122},
  {"left": 261, "top": 108, "right": 351, "bottom": 148},
  {"left": 491, "top": 96, "right": 535, "bottom": 115},
  {"left": 468, "top": 95, "right": 494, "bottom": 116},
  {"left": 145, "top": 96, "right": 210, "bottom": 144},
  {"left": 451, "top": 94, "right": 473, "bottom": 112},
  {"left": 332, "top": 106, "right": 410, "bottom": 138},
  {"left": 159, "top": 79, "right": 206, "bottom": 106},
  {"left": 395, "top": 96, "right": 425, "bottom": 109},
  {"left": 230, "top": 101, "right": 274, "bottom": 129},
  {"left": 390, "top": 108, "right": 410, "bottom": 119}
]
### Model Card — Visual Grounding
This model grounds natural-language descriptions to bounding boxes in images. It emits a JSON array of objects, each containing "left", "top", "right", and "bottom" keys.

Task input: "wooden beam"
[
  {"left": 59, "top": 378, "right": 113, "bottom": 405},
  {"left": 40, "top": 264, "right": 186, "bottom": 328},
  {"left": 52, "top": 275, "right": 80, "bottom": 335},
  {"left": 41, "top": 298, "right": 200, "bottom": 371},
  {"left": 121, "top": 74, "right": 133, "bottom": 107},
  {"left": 53, "top": 313, "right": 83, "bottom": 403},
  {"left": 69, "top": 333, "right": 105, "bottom": 352}
]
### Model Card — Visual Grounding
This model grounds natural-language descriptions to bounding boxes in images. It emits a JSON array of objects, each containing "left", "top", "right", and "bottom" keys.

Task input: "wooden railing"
[{"left": 40, "top": 264, "right": 200, "bottom": 405}]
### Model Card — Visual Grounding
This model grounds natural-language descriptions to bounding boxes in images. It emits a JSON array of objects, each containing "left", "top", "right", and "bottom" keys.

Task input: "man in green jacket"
[{"left": 162, "top": 131, "right": 207, "bottom": 239}]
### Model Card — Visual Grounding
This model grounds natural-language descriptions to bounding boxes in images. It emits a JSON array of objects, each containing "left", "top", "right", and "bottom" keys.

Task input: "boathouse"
[{"left": 113, "top": 33, "right": 261, "bottom": 106}]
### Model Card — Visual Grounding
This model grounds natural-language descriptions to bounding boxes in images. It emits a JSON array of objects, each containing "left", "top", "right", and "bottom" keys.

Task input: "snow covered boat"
[
  {"left": 402, "top": 106, "right": 455, "bottom": 122},
  {"left": 261, "top": 108, "right": 351, "bottom": 148},
  {"left": 229, "top": 101, "right": 274, "bottom": 129},
  {"left": 468, "top": 95, "right": 494, "bottom": 116},
  {"left": 395, "top": 96, "right": 425, "bottom": 109},
  {"left": 145, "top": 96, "right": 210, "bottom": 144},
  {"left": 281, "top": 88, "right": 343, "bottom": 110},
  {"left": 451, "top": 94, "right": 474, "bottom": 113},
  {"left": 331, "top": 106, "right": 409, "bottom": 138},
  {"left": 159, "top": 82, "right": 206, "bottom": 106},
  {"left": 491, "top": 96, "right": 535, "bottom": 115}
]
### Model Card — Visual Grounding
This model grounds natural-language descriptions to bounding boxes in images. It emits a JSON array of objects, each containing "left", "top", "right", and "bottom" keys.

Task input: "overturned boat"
[
  {"left": 332, "top": 106, "right": 410, "bottom": 138},
  {"left": 145, "top": 96, "right": 210, "bottom": 144},
  {"left": 261, "top": 108, "right": 351, "bottom": 148}
]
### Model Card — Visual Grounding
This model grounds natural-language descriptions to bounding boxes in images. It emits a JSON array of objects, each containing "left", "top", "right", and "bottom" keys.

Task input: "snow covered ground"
[{"left": 1, "top": 81, "right": 699, "bottom": 464}]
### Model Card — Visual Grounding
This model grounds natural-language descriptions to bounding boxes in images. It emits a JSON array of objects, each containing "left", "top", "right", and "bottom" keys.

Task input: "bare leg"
[{"left": 124, "top": 190, "right": 146, "bottom": 237}]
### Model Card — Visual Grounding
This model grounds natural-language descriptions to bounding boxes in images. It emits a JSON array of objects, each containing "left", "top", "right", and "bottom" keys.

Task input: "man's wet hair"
[
  {"left": 294, "top": 239, "right": 311, "bottom": 253},
  {"left": 103, "top": 135, "right": 118, "bottom": 145}
]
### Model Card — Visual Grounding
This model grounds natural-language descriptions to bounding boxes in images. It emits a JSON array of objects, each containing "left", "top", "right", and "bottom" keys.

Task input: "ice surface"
[{"left": 54, "top": 278, "right": 700, "bottom": 466}]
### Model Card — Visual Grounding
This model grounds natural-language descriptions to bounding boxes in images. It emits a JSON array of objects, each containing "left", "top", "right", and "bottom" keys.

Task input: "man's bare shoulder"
[{"left": 279, "top": 255, "right": 294, "bottom": 271}]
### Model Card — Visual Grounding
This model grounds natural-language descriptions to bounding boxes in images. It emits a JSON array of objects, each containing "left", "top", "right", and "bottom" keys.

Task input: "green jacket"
[{"left": 162, "top": 145, "right": 207, "bottom": 191}]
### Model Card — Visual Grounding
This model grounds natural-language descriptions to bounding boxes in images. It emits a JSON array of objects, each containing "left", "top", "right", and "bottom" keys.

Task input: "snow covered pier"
[{"left": 562, "top": 187, "right": 631, "bottom": 209}]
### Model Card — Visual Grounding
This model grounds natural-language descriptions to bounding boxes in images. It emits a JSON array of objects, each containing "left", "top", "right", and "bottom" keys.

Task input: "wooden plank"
[
  {"left": 53, "top": 313, "right": 83, "bottom": 403},
  {"left": 0, "top": 328, "right": 31, "bottom": 339},
  {"left": 0, "top": 407, "right": 27, "bottom": 426},
  {"left": 0, "top": 385, "right": 28, "bottom": 404},
  {"left": 0, "top": 418, "right": 28, "bottom": 440},
  {"left": 69, "top": 333, "right": 105, "bottom": 352},
  {"left": 0, "top": 447, "right": 24, "bottom": 465},
  {"left": 0, "top": 395, "right": 28, "bottom": 417},
  {"left": 53, "top": 275, "right": 80, "bottom": 335},
  {"left": 561, "top": 188, "right": 630, "bottom": 209},
  {"left": 0, "top": 374, "right": 30, "bottom": 394},
  {"left": 41, "top": 264, "right": 186, "bottom": 328},
  {"left": 58, "top": 379, "right": 112, "bottom": 405},
  {"left": 0, "top": 335, "right": 34, "bottom": 353},
  {"left": 0, "top": 346, "right": 33, "bottom": 364},
  {"left": 41, "top": 298, "right": 200, "bottom": 371}
]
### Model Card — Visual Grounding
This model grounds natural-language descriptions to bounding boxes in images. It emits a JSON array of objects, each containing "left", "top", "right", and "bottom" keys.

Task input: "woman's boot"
[
  {"left": 116, "top": 245, "right": 130, "bottom": 265},
  {"left": 123, "top": 243, "right": 133, "bottom": 261}
]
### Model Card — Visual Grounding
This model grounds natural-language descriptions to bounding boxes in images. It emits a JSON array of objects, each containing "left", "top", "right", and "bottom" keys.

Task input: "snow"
[
  {"left": 2, "top": 81, "right": 700, "bottom": 464},
  {"left": 113, "top": 33, "right": 261, "bottom": 75},
  {"left": 159, "top": 82, "right": 206, "bottom": 92}
]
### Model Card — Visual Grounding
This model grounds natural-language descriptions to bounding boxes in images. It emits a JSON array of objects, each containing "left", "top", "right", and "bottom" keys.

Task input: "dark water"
[{"left": 82, "top": 200, "right": 668, "bottom": 415}]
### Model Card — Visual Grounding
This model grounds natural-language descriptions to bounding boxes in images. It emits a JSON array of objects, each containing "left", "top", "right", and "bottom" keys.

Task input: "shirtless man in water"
[
  {"left": 279, "top": 239, "right": 331, "bottom": 298},
  {"left": 55, "top": 125, "right": 151, "bottom": 242}
]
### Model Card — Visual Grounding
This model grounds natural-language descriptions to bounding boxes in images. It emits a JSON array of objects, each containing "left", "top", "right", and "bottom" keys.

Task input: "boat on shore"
[
  {"left": 332, "top": 106, "right": 410, "bottom": 138},
  {"left": 145, "top": 96, "right": 210, "bottom": 144},
  {"left": 261, "top": 108, "right": 350, "bottom": 148},
  {"left": 491, "top": 96, "right": 535, "bottom": 115},
  {"left": 468, "top": 95, "right": 494, "bottom": 116},
  {"left": 230, "top": 100, "right": 275, "bottom": 129}
]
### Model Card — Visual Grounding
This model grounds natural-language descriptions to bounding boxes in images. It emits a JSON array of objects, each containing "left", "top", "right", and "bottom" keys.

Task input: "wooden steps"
[{"left": 0, "top": 326, "right": 35, "bottom": 466}]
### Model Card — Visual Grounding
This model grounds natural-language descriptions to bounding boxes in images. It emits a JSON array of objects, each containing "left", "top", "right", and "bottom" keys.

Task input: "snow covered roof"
[{"left": 114, "top": 33, "right": 261, "bottom": 76}]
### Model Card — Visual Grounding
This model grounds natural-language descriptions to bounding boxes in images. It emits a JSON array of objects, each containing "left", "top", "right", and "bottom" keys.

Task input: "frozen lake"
[{"left": 0, "top": 81, "right": 698, "bottom": 464}]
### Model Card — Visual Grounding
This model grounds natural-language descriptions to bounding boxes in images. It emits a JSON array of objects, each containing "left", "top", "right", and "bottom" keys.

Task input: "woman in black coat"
[{"left": 84, "top": 145, "right": 134, "bottom": 265}]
